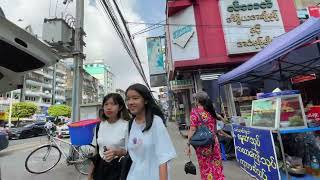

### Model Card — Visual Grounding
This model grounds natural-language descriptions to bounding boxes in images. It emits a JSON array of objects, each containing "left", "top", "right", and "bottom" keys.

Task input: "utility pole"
[
  {"left": 8, "top": 91, "right": 13, "bottom": 128},
  {"left": 71, "top": 0, "right": 84, "bottom": 122},
  {"left": 20, "top": 75, "right": 26, "bottom": 102},
  {"left": 52, "top": 64, "right": 57, "bottom": 105}
]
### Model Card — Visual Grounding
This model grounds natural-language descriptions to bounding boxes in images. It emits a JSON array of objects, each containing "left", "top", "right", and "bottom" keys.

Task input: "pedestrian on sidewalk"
[
  {"left": 87, "top": 93, "right": 131, "bottom": 180},
  {"left": 125, "top": 83, "right": 177, "bottom": 180},
  {"left": 186, "top": 91, "right": 225, "bottom": 180}
]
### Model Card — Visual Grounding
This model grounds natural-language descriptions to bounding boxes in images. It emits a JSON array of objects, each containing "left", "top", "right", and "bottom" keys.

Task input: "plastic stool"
[{"left": 220, "top": 143, "right": 227, "bottom": 161}]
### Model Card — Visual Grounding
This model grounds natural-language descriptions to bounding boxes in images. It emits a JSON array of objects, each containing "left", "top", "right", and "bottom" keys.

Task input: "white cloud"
[{"left": 1, "top": 0, "right": 150, "bottom": 91}]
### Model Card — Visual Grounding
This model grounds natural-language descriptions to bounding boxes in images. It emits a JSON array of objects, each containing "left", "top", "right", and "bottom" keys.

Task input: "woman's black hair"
[
  {"left": 99, "top": 93, "right": 131, "bottom": 121},
  {"left": 195, "top": 93, "right": 218, "bottom": 119},
  {"left": 125, "top": 83, "right": 165, "bottom": 132}
]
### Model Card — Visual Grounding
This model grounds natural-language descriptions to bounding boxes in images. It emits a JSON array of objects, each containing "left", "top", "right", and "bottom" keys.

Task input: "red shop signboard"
[
  {"left": 307, "top": 106, "right": 320, "bottom": 121},
  {"left": 291, "top": 74, "right": 317, "bottom": 84},
  {"left": 308, "top": 6, "right": 320, "bottom": 18}
]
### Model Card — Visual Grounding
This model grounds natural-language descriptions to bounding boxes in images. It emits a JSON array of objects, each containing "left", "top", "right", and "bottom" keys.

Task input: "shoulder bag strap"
[{"left": 95, "top": 122, "right": 100, "bottom": 154}]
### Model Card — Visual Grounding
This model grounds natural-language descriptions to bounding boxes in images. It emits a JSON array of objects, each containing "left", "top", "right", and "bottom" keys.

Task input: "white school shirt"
[
  {"left": 96, "top": 119, "right": 128, "bottom": 159},
  {"left": 127, "top": 115, "right": 177, "bottom": 180}
]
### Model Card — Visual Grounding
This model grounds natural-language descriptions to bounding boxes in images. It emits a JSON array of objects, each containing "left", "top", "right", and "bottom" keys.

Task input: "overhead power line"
[
  {"left": 99, "top": 0, "right": 150, "bottom": 88},
  {"left": 126, "top": 21, "right": 298, "bottom": 29},
  {"left": 131, "top": 20, "right": 165, "bottom": 36}
]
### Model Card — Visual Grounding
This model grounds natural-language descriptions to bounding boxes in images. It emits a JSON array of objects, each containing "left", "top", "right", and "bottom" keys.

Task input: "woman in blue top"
[{"left": 125, "top": 83, "right": 176, "bottom": 180}]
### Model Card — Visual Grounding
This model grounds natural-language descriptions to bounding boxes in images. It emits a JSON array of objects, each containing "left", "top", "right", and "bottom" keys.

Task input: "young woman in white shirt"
[
  {"left": 88, "top": 93, "right": 131, "bottom": 180},
  {"left": 125, "top": 83, "right": 177, "bottom": 180}
]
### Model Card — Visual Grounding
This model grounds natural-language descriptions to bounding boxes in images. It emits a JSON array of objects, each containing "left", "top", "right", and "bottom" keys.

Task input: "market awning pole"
[{"left": 277, "top": 131, "right": 290, "bottom": 180}]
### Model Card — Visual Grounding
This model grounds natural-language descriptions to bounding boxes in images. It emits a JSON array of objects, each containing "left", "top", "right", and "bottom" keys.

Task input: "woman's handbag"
[
  {"left": 119, "top": 119, "right": 134, "bottom": 180},
  {"left": 119, "top": 154, "right": 132, "bottom": 180},
  {"left": 184, "top": 154, "right": 197, "bottom": 175},
  {"left": 189, "top": 112, "right": 214, "bottom": 147}
]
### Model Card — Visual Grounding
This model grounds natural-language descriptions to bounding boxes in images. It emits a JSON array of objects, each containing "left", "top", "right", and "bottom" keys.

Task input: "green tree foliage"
[
  {"left": 48, "top": 105, "right": 71, "bottom": 117},
  {"left": 8, "top": 102, "right": 38, "bottom": 125}
]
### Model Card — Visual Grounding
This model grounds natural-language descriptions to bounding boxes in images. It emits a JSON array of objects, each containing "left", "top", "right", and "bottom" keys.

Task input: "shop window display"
[
  {"left": 251, "top": 98, "right": 277, "bottom": 128},
  {"left": 280, "top": 96, "right": 305, "bottom": 128},
  {"left": 250, "top": 93, "right": 307, "bottom": 130}
]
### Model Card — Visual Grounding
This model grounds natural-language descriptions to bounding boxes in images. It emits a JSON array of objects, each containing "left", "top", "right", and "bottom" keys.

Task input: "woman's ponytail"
[{"left": 203, "top": 98, "right": 218, "bottom": 119}]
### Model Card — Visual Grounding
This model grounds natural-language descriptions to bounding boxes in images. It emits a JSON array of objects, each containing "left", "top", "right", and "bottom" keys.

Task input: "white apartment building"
[{"left": 0, "top": 62, "right": 67, "bottom": 115}]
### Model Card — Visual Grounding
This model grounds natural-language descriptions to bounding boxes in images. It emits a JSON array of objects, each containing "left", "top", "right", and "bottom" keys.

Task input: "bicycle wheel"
[
  {"left": 25, "top": 145, "right": 62, "bottom": 174},
  {"left": 73, "top": 144, "right": 95, "bottom": 175}
]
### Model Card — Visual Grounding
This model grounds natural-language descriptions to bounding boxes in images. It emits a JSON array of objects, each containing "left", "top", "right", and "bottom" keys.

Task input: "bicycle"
[{"left": 25, "top": 129, "right": 95, "bottom": 175}]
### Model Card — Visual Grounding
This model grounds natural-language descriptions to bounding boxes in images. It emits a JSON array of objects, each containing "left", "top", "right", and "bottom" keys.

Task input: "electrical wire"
[
  {"left": 132, "top": 20, "right": 165, "bottom": 37},
  {"left": 55, "top": 0, "right": 59, "bottom": 17},
  {"left": 126, "top": 21, "right": 298, "bottom": 29},
  {"left": 49, "top": 0, "right": 52, "bottom": 17},
  {"left": 99, "top": 0, "right": 150, "bottom": 88},
  {"left": 63, "top": 0, "right": 70, "bottom": 15},
  {"left": 132, "top": 25, "right": 164, "bottom": 38}
]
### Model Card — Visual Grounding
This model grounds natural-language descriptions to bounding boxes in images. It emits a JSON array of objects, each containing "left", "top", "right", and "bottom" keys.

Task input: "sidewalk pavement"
[
  {"left": 168, "top": 121, "right": 252, "bottom": 180},
  {"left": 0, "top": 121, "right": 252, "bottom": 180}
]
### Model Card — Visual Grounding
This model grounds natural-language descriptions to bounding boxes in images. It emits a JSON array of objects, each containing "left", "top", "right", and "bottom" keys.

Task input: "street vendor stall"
[{"left": 218, "top": 17, "right": 320, "bottom": 180}]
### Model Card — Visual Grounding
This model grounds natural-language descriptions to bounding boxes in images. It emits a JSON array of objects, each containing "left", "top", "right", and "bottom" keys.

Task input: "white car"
[
  {"left": 0, "top": 11, "right": 59, "bottom": 93},
  {"left": 56, "top": 124, "right": 70, "bottom": 138}
]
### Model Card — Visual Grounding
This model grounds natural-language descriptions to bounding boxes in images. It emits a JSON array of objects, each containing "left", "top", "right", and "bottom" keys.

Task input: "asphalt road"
[{"left": 0, "top": 122, "right": 252, "bottom": 180}]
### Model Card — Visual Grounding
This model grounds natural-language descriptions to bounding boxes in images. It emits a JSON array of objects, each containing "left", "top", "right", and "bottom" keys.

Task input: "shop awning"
[{"left": 218, "top": 17, "right": 320, "bottom": 85}]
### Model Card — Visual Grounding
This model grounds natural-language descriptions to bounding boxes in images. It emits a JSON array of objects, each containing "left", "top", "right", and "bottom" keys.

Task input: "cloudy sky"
[{"left": 0, "top": 0, "right": 165, "bottom": 91}]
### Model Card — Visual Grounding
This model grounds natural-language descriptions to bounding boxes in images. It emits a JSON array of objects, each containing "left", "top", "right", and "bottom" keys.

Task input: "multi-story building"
[
  {"left": 115, "top": 89, "right": 126, "bottom": 100},
  {"left": 0, "top": 62, "right": 67, "bottom": 115},
  {"left": 65, "top": 66, "right": 104, "bottom": 105},
  {"left": 83, "top": 61, "right": 114, "bottom": 94},
  {"left": 165, "top": 0, "right": 299, "bottom": 125}
]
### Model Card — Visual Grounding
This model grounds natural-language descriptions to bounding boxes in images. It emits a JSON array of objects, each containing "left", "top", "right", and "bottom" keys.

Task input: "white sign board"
[
  {"left": 168, "top": 6, "right": 200, "bottom": 61},
  {"left": 219, "top": 0, "right": 285, "bottom": 55}
]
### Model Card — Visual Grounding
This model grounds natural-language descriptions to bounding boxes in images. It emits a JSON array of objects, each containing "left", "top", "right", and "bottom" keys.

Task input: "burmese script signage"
[
  {"left": 232, "top": 124, "right": 280, "bottom": 180},
  {"left": 219, "top": 0, "right": 285, "bottom": 55}
]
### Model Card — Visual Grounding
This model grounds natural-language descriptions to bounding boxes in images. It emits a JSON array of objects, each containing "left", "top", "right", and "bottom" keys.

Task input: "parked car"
[
  {"left": 8, "top": 121, "right": 47, "bottom": 139},
  {"left": 56, "top": 123, "right": 70, "bottom": 138},
  {"left": 0, "top": 129, "right": 9, "bottom": 151}
]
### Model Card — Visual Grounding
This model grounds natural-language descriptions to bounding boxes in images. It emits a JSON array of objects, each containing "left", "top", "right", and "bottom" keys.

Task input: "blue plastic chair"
[{"left": 220, "top": 143, "right": 227, "bottom": 161}]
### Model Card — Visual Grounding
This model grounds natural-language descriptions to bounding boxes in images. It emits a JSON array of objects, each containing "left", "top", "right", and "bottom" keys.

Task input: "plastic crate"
[{"left": 68, "top": 119, "right": 100, "bottom": 145}]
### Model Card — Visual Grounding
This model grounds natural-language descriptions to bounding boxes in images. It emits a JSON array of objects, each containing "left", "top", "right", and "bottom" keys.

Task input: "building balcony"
[
  {"left": 25, "top": 90, "right": 41, "bottom": 97},
  {"left": 42, "top": 83, "right": 53, "bottom": 89},
  {"left": 55, "top": 95, "right": 66, "bottom": 101},
  {"left": 12, "top": 89, "right": 21, "bottom": 94},
  {"left": 43, "top": 73, "right": 53, "bottom": 80},
  {"left": 26, "top": 80, "right": 43, "bottom": 87},
  {"left": 56, "top": 78, "right": 65, "bottom": 84},
  {"left": 56, "top": 68, "right": 67, "bottom": 75},
  {"left": 41, "top": 93, "right": 52, "bottom": 99},
  {"left": 55, "top": 86, "right": 65, "bottom": 92},
  {"left": 33, "top": 70, "right": 45, "bottom": 76}
]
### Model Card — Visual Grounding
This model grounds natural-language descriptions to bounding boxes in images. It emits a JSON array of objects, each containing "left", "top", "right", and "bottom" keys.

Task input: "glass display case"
[{"left": 250, "top": 93, "right": 308, "bottom": 130}]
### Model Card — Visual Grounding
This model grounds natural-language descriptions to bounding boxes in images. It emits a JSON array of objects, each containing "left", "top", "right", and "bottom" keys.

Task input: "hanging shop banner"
[
  {"left": 219, "top": 0, "right": 286, "bottom": 55},
  {"left": 232, "top": 124, "right": 280, "bottom": 180},
  {"left": 146, "top": 37, "right": 165, "bottom": 75}
]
